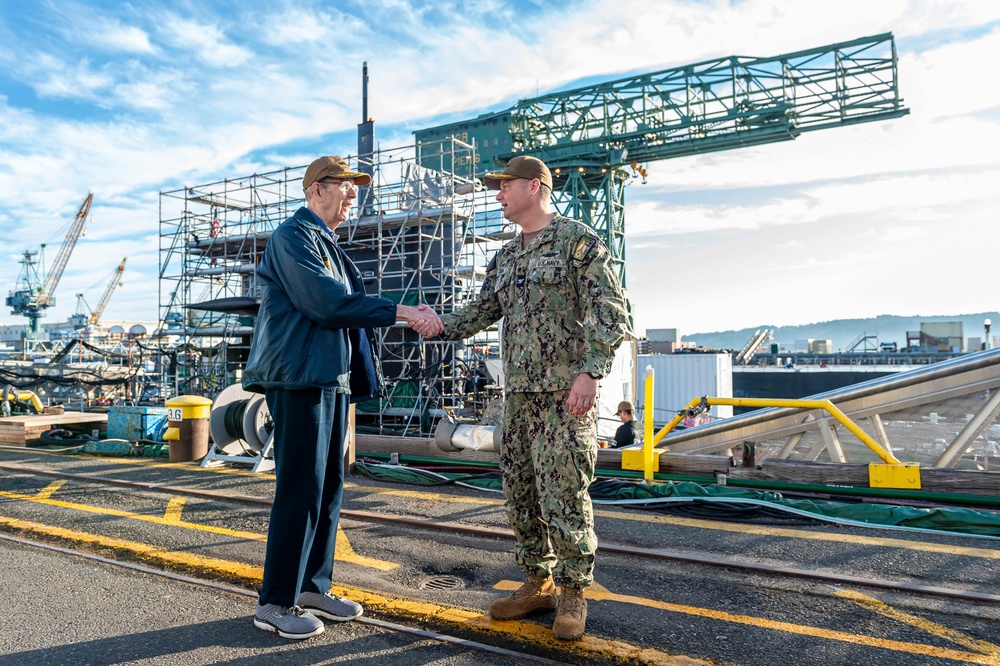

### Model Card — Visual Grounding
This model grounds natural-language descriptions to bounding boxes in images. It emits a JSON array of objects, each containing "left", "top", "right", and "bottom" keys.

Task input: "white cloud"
[
  {"left": 158, "top": 15, "right": 251, "bottom": 67},
  {"left": 30, "top": 55, "right": 114, "bottom": 100},
  {"left": 91, "top": 20, "right": 156, "bottom": 54},
  {"left": 905, "top": 27, "right": 1000, "bottom": 119},
  {"left": 255, "top": 7, "right": 367, "bottom": 44},
  {"left": 0, "top": 0, "right": 997, "bottom": 334}
]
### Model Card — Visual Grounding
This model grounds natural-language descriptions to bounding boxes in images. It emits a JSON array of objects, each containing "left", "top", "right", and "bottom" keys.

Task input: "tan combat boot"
[
  {"left": 552, "top": 586, "right": 587, "bottom": 641},
  {"left": 489, "top": 574, "right": 558, "bottom": 620}
]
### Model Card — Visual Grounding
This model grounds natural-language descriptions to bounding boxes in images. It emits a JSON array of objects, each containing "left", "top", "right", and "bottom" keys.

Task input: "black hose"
[
  {"left": 223, "top": 399, "right": 250, "bottom": 439},
  {"left": 632, "top": 499, "right": 825, "bottom": 526},
  {"left": 39, "top": 429, "right": 97, "bottom": 445}
]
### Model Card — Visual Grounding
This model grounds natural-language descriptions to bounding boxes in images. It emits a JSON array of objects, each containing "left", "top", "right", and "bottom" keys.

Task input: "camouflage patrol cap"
[{"left": 483, "top": 156, "right": 552, "bottom": 191}]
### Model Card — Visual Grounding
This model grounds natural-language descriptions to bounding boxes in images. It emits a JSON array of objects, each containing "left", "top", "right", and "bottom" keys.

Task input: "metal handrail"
[
  {"left": 653, "top": 397, "right": 899, "bottom": 465},
  {"left": 634, "top": 369, "right": 924, "bottom": 488},
  {"left": 661, "top": 347, "right": 1000, "bottom": 456}
]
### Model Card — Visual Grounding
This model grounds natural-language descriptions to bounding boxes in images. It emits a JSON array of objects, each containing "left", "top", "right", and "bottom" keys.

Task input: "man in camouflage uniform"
[{"left": 434, "top": 155, "right": 629, "bottom": 641}]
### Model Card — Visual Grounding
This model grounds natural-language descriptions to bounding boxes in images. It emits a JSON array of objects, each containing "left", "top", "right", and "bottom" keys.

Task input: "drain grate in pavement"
[{"left": 416, "top": 575, "right": 466, "bottom": 591}]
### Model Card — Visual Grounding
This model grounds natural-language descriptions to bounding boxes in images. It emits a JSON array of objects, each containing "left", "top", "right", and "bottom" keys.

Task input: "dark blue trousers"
[{"left": 259, "top": 387, "right": 348, "bottom": 607}]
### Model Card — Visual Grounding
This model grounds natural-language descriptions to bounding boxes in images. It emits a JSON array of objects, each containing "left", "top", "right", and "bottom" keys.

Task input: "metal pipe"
[{"left": 435, "top": 418, "right": 500, "bottom": 453}]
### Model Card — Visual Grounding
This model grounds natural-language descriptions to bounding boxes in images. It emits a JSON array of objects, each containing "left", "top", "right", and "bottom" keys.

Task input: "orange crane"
[
  {"left": 6, "top": 193, "right": 93, "bottom": 335},
  {"left": 88, "top": 257, "right": 126, "bottom": 326}
]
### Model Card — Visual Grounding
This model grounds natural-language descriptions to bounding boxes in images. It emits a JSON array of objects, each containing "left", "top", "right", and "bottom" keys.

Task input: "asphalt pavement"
[{"left": 0, "top": 537, "right": 542, "bottom": 666}]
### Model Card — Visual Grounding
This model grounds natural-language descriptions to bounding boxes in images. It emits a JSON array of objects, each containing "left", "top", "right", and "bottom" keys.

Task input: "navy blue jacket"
[{"left": 242, "top": 207, "right": 396, "bottom": 401}]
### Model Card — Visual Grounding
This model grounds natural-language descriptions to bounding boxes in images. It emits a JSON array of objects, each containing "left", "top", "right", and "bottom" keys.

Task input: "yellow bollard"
[
  {"left": 642, "top": 365, "right": 656, "bottom": 481},
  {"left": 621, "top": 365, "right": 659, "bottom": 478},
  {"left": 164, "top": 396, "right": 213, "bottom": 462}
]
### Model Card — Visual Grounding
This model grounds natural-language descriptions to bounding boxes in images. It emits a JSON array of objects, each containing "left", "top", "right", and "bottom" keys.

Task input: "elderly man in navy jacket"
[{"left": 243, "top": 155, "right": 441, "bottom": 640}]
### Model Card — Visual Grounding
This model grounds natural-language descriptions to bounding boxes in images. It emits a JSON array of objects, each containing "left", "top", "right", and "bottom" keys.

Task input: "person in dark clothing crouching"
[{"left": 602, "top": 400, "right": 640, "bottom": 449}]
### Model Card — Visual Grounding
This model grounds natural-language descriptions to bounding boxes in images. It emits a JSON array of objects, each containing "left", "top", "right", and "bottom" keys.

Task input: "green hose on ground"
[{"left": 356, "top": 454, "right": 1000, "bottom": 539}]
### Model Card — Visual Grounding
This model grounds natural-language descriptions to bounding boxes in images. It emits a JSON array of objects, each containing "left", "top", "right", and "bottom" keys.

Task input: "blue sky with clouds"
[{"left": 0, "top": 0, "right": 998, "bottom": 339}]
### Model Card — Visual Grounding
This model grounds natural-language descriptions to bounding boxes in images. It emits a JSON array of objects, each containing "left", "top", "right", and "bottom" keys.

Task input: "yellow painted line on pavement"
[
  {"left": 5, "top": 461, "right": 994, "bottom": 560},
  {"left": 332, "top": 525, "right": 396, "bottom": 570},
  {"left": 34, "top": 480, "right": 66, "bottom": 499},
  {"left": 836, "top": 590, "right": 1000, "bottom": 657},
  {"left": 0, "top": 514, "right": 704, "bottom": 666},
  {"left": 496, "top": 580, "right": 1000, "bottom": 665},
  {"left": 163, "top": 496, "right": 186, "bottom": 522},
  {"left": 0, "top": 514, "right": 263, "bottom": 581},
  {"left": 0, "top": 487, "right": 397, "bottom": 571},
  {"left": 347, "top": 484, "right": 505, "bottom": 506}
]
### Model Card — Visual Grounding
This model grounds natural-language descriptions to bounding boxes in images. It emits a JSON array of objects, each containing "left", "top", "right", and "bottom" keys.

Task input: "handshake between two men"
[{"left": 396, "top": 303, "right": 444, "bottom": 338}]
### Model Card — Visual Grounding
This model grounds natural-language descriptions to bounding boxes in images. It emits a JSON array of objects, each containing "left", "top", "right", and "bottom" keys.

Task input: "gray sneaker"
[
  {"left": 298, "top": 591, "right": 364, "bottom": 622},
  {"left": 254, "top": 603, "right": 324, "bottom": 640}
]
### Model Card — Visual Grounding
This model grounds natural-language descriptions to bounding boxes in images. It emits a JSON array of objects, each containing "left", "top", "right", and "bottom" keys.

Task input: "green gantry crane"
[{"left": 415, "top": 33, "right": 909, "bottom": 288}]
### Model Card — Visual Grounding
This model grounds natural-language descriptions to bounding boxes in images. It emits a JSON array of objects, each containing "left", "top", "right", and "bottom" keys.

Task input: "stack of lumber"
[{"left": 0, "top": 412, "right": 108, "bottom": 446}]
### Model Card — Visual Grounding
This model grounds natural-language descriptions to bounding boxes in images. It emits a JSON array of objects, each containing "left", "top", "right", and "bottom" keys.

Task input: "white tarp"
[{"left": 596, "top": 340, "right": 636, "bottom": 439}]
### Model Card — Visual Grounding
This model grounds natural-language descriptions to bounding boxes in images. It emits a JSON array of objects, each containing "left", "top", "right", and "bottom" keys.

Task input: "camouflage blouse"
[{"left": 440, "top": 215, "right": 629, "bottom": 392}]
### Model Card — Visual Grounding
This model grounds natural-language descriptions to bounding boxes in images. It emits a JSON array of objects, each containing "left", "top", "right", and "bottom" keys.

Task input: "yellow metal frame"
[
  {"left": 635, "top": 374, "right": 920, "bottom": 489},
  {"left": 2, "top": 389, "right": 43, "bottom": 414}
]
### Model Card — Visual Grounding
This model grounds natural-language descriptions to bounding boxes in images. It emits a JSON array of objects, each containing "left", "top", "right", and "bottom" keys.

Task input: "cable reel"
[{"left": 208, "top": 384, "right": 272, "bottom": 455}]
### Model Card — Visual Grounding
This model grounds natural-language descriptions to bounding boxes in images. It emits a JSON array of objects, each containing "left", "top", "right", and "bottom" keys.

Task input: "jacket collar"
[
  {"left": 509, "top": 214, "right": 564, "bottom": 254},
  {"left": 293, "top": 206, "right": 340, "bottom": 242}
]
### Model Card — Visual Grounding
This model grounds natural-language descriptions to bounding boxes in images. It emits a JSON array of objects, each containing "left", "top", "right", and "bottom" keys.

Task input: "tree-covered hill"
[{"left": 684, "top": 312, "right": 1000, "bottom": 352}]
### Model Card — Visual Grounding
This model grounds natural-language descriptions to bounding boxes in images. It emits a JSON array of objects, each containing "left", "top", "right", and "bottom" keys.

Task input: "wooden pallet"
[{"left": 0, "top": 412, "right": 108, "bottom": 446}]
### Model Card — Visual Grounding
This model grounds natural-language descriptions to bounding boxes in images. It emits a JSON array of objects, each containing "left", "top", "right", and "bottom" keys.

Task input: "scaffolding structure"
[{"left": 158, "top": 137, "right": 507, "bottom": 434}]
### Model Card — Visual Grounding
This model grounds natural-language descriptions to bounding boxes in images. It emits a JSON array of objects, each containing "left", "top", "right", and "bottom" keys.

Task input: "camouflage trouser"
[{"left": 501, "top": 390, "right": 598, "bottom": 589}]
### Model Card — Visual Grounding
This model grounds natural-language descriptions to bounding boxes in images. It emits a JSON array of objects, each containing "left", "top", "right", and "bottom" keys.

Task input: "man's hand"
[
  {"left": 397, "top": 303, "right": 443, "bottom": 337},
  {"left": 413, "top": 303, "right": 444, "bottom": 337},
  {"left": 566, "top": 372, "right": 599, "bottom": 417}
]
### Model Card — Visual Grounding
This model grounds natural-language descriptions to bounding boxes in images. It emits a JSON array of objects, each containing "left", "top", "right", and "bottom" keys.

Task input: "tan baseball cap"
[
  {"left": 483, "top": 155, "right": 552, "bottom": 191},
  {"left": 302, "top": 155, "right": 371, "bottom": 190},
  {"left": 617, "top": 401, "right": 634, "bottom": 413}
]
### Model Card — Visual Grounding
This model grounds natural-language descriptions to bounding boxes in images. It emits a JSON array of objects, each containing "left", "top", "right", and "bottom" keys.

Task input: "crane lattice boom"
[
  {"left": 415, "top": 33, "right": 909, "bottom": 290},
  {"left": 38, "top": 193, "right": 92, "bottom": 306},
  {"left": 418, "top": 33, "right": 907, "bottom": 171},
  {"left": 507, "top": 33, "right": 906, "bottom": 166},
  {"left": 90, "top": 257, "right": 126, "bottom": 326}
]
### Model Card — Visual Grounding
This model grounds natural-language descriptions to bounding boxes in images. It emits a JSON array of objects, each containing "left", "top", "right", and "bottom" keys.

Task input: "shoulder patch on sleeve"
[{"left": 573, "top": 235, "right": 597, "bottom": 263}]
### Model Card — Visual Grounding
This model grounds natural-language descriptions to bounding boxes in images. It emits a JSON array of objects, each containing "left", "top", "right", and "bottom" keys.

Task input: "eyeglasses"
[{"left": 317, "top": 179, "right": 356, "bottom": 193}]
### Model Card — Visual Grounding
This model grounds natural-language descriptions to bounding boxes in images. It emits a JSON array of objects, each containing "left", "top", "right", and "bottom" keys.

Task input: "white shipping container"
[{"left": 635, "top": 353, "right": 733, "bottom": 428}]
